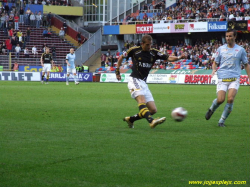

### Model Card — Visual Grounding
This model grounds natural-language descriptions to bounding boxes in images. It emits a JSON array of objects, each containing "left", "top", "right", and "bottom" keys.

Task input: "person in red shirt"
[
  {"left": 14, "top": 14, "right": 19, "bottom": 30},
  {"left": 143, "top": 13, "right": 148, "bottom": 21},
  {"left": 8, "top": 28, "right": 14, "bottom": 38},
  {"left": 5, "top": 38, "right": 12, "bottom": 56}
]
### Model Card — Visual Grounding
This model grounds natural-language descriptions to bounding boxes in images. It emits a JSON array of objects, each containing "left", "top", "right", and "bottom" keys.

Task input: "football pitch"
[{"left": 0, "top": 81, "right": 249, "bottom": 187}]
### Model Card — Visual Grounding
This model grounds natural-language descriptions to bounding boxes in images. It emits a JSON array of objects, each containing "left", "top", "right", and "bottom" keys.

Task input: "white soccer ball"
[{"left": 171, "top": 107, "right": 188, "bottom": 122}]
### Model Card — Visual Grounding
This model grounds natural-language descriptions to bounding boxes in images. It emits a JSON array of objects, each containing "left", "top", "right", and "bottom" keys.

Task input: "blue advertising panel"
[
  {"left": 208, "top": 21, "right": 227, "bottom": 32},
  {"left": 19, "top": 66, "right": 66, "bottom": 72},
  {"left": 41, "top": 72, "right": 93, "bottom": 82},
  {"left": 103, "top": 25, "right": 120, "bottom": 35},
  {"left": 25, "top": 5, "right": 43, "bottom": 14}
]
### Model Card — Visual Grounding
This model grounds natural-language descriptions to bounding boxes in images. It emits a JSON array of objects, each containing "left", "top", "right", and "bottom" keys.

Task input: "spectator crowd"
[
  {"left": 115, "top": 0, "right": 250, "bottom": 25},
  {"left": 98, "top": 37, "right": 250, "bottom": 72}
]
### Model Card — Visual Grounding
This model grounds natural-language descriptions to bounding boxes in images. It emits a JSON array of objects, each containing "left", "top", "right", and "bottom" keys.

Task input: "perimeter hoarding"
[
  {"left": 152, "top": 23, "right": 171, "bottom": 33},
  {"left": 120, "top": 25, "right": 136, "bottom": 34},
  {"left": 46, "top": 72, "right": 93, "bottom": 82},
  {"left": 208, "top": 21, "right": 227, "bottom": 32},
  {"left": 0, "top": 72, "right": 40, "bottom": 81},
  {"left": 100, "top": 73, "right": 249, "bottom": 85},
  {"left": 188, "top": 22, "right": 208, "bottom": 32},
  {"left": 136, "top": 24, "right": 153, "bottom": 34},
  {"left": 170, "top": 23, "right": 189, "bottom": 33}
]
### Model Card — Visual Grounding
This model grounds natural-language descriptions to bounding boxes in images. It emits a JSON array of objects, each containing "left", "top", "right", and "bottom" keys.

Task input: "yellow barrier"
[{"left": 43, "top": 5, "right": 83, "bottom": 16}]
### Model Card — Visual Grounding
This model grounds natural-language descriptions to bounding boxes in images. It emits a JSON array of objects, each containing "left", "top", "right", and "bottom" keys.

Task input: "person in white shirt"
[
  {"left": 32, "top": 45, "right": 38, "bottom": 57},
  {"left": 24, "top": 47, "right": 29, "bottom": 58},
  {"left": 36, "top": 12, "right": 42, "bottom": 28},
  {"left": 229, "top": 12, "right": 235, "bottom": 20},
  {"left": 235, "top": 12, "right": 242, "bottom": 21},
  {"left": 15, "top": 44, "right": 21, "bottom": 58},
  {"left": 30, "top": 12, "right": 36, "bottom": 27},
  {"left": 42, "top": 0, "right": 46, "bottom": 5},
  {"left": 59, "top": 27, "right": 65, "bottom": 40},
  {"left": 244, "top": 14, "right": 250, "bottom": 20}
]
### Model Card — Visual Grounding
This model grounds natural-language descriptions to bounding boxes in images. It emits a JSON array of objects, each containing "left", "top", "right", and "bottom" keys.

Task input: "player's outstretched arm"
[
  {"left": 116, "top": 55, "right": 124, "bottom": 81},
  {"left": 167, "top": 53, "right": 187, "bottom": 62}
]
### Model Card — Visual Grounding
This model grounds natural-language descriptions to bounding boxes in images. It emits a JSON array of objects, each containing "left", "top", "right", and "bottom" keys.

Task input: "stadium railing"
[
  {"left": 53, "top": 14, "right": 92, "bottom": 40},
  {"left": 107, "top": 17, "right": 224, "bottom": 25},
  {"left": 74, "top": 28, "right": 102, "bottom": 66}
]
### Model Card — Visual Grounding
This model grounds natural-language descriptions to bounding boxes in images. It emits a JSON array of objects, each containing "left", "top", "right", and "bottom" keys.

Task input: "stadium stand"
[
  {"left": 95, "top": 38, "right": 250, "bottom": 74},
  {"left": 0, "top": 1, "right": 87, "bottom": 69},
  {"left": 115, "top": 0, "right": 250, "bottom": 25}
]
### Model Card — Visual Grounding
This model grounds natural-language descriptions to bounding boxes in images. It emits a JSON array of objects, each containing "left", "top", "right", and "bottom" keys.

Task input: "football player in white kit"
[
  {"left": 205, "top": 29, "right": 250, "bottom": 127},
  {"left": 66, "top": 48, "right": 79, "bottom": 85}
]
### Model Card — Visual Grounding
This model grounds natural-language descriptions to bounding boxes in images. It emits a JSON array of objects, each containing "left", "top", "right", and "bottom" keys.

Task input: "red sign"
[
  {"left": 248, "top": 20, "right": 250, "bottom": 31},
  {"left": 136, "top": 24, "right": 153, "bottom": 34},
  {"left": 184, "top": 75, "right": 213, "bottom": 84}
]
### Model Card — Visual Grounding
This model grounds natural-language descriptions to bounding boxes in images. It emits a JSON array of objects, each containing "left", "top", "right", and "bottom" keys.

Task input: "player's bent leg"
[
  {"left": 205, "top": 90, "right": 226, "bottom": 120},
  {"left": 146, "top": 101, "right": 157, "bottom": 115},
  {"left": 217, "top": 90, "right": 226, "bottom": 104},
  {"left": 123, "top": 95, "right": 145, "bottom": 128},
  {"left": 218, "top": 88, "right": 237, "bottom": 127}
]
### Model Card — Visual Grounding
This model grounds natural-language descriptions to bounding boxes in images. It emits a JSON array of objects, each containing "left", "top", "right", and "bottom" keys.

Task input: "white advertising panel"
[
  {"left": 188, "top": 22, "right": 208, "bottom": 32},
  {"left": 0, "top": 72, "right": 40, "bottom": 81},
  {"left": 153, "top": 23, "right": 171, "bottom": 33},
  {"left": 100, "top": 73, "right": 249, "bottom": 85},
  {"left": 100, "top": 73, "right": 130, "bottom": 83}
]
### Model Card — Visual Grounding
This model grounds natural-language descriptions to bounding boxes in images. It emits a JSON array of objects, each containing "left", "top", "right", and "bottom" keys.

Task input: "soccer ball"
[{"left": 171, "top": 107, "right": 188, "bottom": 122}]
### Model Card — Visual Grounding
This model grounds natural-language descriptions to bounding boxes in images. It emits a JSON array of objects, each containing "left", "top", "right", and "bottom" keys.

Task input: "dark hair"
[
  {"left": 226, "top": 29, "right": 237, "bottom": 37},
  {"left": 142, "top": 35, "right": 152, "bottom": 43}
]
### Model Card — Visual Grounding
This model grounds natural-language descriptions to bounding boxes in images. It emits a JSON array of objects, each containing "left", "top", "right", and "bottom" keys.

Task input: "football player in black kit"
[
  {"left": 116, "top": 35, "right": 186, "bottom": 129},
  {"left": 41, "top": 47, "right": 54, "bottom": 84}
]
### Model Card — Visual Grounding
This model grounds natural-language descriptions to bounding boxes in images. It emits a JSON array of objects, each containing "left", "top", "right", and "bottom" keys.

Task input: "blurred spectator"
[
  {"left": 36, "top": 11, "right": 42, "bottom": 28},
  {"left": 76, "top": 32, "right": 81, "bottom": 45},
  {"left": 42, "top": 14, "right": 47, "bottom": 27},
  {"left": 24, "top": 47, "right": 29, "bottom": 58},
  {"left": 6, "top": 38, "right": 12, "bottom": 56},
  {"left": 32, "top": 45, "right": 38, "bottom": 57},
  {"left": 26, "top": 27, "right": 31, "bottom": 42},
  {"left": 51, "top": 44, "right": 56, "bottom": 59},
  {"left": 12, "top": 61, "right": 19, "bottom": 71},
  {"left": 14, "top": 14, "right": 19, "bottom": 30},
  {"left": 63, "top": 21, "right": 67, "bottom": 34},
  {"left": 30, "top": 12, "right": 36, "bottom": 28},
  {"left": 42, "top": 28, "right": 49, "bottom": 37},
  {"left": 15, "top": 44, "right": 21, "bottom": 58},
  {"left": 47, "top": 12, "right": 52, "bottom": 27},
  {"left": 59, "top": 27, "right": 65, "bottom": 40}
]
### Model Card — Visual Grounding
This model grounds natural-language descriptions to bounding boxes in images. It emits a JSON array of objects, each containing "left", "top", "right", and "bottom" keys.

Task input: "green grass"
[{"left": 0, "top": 82, "right": 249, "bottom": 187}]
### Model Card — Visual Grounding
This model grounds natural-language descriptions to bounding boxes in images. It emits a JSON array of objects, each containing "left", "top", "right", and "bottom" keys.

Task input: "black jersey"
[
  {"left": 41, "top": 53, "right": 53, "bottom": 64},
  {"left": 125, "top": 46, "right": 169, "bottom": 81}
]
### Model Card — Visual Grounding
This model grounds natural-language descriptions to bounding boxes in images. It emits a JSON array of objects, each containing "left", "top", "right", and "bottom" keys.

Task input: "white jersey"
[
  {"left": 214, "top": 44, "right": 248, "bottom": 79},
  {"left": 66, "top": 53, "right": 76, "bottom": 69}
]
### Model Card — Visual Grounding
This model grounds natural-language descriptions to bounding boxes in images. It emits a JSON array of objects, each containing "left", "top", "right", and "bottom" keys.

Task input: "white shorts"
[
  {"left": 128, "top": 76, "right": 154, "bottom": 102},
  {"left": 42, "top": 64, "right": 51, "bottom": 72},
  {"left": 67, "top": 67, "right": 76, "bottom": 74},
  {"left": 217, "top": 78, "right": 240, "bottom": 93}
]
